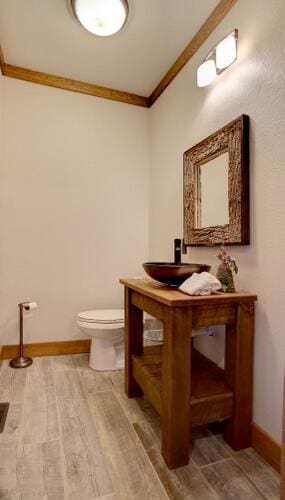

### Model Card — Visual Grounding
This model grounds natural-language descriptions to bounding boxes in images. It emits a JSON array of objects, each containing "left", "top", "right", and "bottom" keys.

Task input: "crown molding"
[
  {"left": 3, "top": 64, "right": 150, "bottom": 107},
  {"left": 149, "top": 0, "right": 238, "bottom": 105},
  {"left": 0, "top": 44, "right": 6, "bottom": 74},
  {"left": 0, "top": 0, "right": 238, "bottom": 107}
]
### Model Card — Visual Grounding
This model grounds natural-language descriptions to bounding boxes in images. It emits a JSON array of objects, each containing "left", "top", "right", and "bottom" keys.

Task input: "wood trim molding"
[
  {"left": 4, "top": 64, "right": 150, "bottom": 108},
  {"left": 281, "top": 374, "right": 285, "bottom": 498},
  {"left": 149, "top": 0, "right": 238, "bottom": 105},
  {"left": 252, "top": 423, "right": 281, "bottom": 473},
  {"left": 0, "top": 0, "right": 237, "bottom": 107},
  {"left": 0, "top": 44, "right": 6, "bottom": 75},
  {"left": 1, "top": 339, "right": 91, "bottom": 359}
]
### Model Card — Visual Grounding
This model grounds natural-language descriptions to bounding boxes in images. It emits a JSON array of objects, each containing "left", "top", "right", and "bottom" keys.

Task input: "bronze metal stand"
[{"left": 9, "top": 303, "right": 33, "bottom": 369}]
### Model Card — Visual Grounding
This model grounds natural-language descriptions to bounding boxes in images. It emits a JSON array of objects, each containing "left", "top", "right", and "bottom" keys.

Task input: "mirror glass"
[{"left": 197, "top": 151, "right": 229, "bottom": 228}]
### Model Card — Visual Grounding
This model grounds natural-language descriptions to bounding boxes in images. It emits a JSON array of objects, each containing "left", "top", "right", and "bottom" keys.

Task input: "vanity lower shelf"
[{"left": 132, "top": 345, "right": 234, "bottom": 427}]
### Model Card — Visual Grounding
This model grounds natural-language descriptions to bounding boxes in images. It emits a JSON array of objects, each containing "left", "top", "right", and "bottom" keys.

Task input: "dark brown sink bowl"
[{"left": 143, "top": 262, "right": 211, "bottom": 286}]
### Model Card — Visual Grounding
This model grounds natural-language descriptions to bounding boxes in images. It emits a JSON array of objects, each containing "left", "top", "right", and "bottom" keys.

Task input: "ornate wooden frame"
[{"left": 184, "top": 114, "right": 249, "bottom": 246}]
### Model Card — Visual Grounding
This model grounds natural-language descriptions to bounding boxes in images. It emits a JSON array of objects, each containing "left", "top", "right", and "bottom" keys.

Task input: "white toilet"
[{"left": 77, "top": 309, "right": 125, "bottom": 371}]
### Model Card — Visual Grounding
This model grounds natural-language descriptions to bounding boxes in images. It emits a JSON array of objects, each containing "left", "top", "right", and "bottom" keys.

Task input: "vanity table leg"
[
  {"left": 124, "top": 287, "right": 143, "bottom": 398},
  {"left": 224, "top": 302, "right": 255, "bottom": 449},
  {"left": 161, "top": 307, "right": 192, "bottom": 469}
]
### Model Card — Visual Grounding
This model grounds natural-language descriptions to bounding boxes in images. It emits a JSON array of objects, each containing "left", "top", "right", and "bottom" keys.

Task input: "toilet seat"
[{"left": 77, "top": 309, "right": 124, "bottom": 325}]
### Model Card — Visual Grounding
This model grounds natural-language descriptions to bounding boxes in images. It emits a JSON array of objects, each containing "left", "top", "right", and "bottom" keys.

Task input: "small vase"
[{"left": 216, "top": 263, "right": 235, "bottom": 292}]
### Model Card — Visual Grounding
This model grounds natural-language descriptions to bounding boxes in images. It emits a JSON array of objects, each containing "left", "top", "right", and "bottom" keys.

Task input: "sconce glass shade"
[
  {"left": 197, "top": 59, "right": 217, "bottom": 87},
  {"left": 71, "top": 0, "right": 129, "bottom": 37},
  {"left": 216, "top": 33, "right": 237, "bottom": 70}
]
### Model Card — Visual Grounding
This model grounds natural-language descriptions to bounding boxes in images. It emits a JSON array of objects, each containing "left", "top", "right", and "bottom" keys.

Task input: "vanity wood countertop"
[
  {"left": 120, "top": 278, "right": 257, "bottom": 306},
  {"left": 121, "top": 277, "right": 257, "bottom": 469}
]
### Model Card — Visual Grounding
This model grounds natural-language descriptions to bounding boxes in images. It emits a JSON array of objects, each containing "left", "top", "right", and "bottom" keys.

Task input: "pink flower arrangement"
[{"left": 217, "top": 246, "right": 238, "bottom": 274}]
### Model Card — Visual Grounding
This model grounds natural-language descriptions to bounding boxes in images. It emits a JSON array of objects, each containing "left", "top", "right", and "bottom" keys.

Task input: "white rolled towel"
[{"left": 179, "top": 272, "right": 222, "bottom": 296}]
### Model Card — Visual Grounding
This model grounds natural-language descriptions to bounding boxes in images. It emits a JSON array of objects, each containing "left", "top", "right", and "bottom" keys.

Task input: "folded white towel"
[{"left": 179, "top": 272, "right": 222, "bottom": 296}]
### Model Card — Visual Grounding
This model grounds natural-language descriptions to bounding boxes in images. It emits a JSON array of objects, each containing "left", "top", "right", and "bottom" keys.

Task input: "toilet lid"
[{"left": 77, "top": 309, "right": 124, "bottom": 324}]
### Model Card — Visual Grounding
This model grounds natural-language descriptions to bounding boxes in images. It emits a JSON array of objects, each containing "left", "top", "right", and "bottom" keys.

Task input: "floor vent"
[{"left": 0, "top": 403, "right": 9, "bottom": 433}]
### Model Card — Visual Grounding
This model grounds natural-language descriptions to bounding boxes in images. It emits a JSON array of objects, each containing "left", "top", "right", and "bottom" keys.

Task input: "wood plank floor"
[{"left": 0, "top": 354, "right": 280, "bottom": 499}]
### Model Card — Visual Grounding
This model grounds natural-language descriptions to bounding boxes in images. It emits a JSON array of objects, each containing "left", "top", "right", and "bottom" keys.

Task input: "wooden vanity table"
[{"left": 120, "top": 278, "right": 257, "bottom": 469}]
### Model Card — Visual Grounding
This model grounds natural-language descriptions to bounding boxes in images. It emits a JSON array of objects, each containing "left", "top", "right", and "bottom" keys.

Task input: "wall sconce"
[{"left": 197, "top": 29, "right": 238, "bottom": 87}]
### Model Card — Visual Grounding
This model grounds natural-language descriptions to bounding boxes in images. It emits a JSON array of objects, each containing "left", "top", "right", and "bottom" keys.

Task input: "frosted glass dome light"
[
  {"left": 197, "top": 59, "right": 217, "bottom": 88},
  {"left": 71, "top": 0, "right": 129, "bottom": 37}
]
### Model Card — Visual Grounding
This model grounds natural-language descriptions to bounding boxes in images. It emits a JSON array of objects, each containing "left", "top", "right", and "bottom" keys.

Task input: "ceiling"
[{"left": 0, "top": 0, "right": 219, "bottom": 96}]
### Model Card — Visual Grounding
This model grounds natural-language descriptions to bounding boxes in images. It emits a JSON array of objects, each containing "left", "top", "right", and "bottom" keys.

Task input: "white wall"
[
  {"left": 149, "top": 0, "right": 285, "bottom": 442},
  {"left": 0, "top": 78, "right": 149, "bottom": 345}
]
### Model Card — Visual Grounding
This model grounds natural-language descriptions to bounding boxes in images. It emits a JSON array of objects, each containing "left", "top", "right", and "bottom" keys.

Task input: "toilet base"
[{"left": 89, "top": 336, "right": 124, "bottom": 371}]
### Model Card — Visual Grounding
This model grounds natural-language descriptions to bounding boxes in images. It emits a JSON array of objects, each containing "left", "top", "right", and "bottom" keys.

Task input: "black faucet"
[{"left": 174, "top": 238, "right": 182, "bottom": 264}]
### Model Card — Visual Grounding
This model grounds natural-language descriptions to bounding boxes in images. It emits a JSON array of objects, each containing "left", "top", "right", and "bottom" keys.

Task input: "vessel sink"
[{"left": 142, "top": 262, "right": 211, "bottom": 286}]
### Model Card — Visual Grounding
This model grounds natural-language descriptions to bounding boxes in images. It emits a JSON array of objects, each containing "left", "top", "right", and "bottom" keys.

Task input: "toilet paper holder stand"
[{"left": 9, "top": 302, "right": 34, "bottom": 369}]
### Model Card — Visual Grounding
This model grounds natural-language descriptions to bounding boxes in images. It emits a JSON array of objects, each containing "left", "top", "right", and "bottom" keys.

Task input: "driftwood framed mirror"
[{"left": 184, "top": 114, "right": 249, "bottom": 246}]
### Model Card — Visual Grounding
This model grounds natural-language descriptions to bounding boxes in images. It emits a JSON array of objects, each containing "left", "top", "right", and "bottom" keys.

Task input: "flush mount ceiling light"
[
  {"left": 197, "top": 29, "right": 238, "bottom": 87},
  {"left": 71, "top": 0, "right": 129, "bottom": 37}
]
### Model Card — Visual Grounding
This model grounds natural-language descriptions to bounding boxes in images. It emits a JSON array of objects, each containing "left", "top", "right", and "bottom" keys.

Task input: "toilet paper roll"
[
  {"left": 23, "top": 301, "right": 38, "bottom": 318},
  {"left": 24, "top": 301, "right": 38, "bottom": 311}
]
